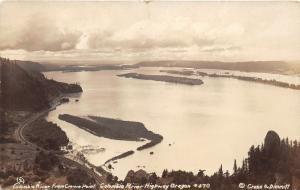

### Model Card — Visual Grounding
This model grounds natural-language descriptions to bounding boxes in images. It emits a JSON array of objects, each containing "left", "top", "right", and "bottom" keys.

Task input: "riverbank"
[
  {"left": 0, "top": 101, "right": 102, "bottom": 188},
  {"left": 117, "top": 73, "right": 204, "bottom": 85},
  {"left": 0, "top": 59, "right": 108, "bottom": 189}
]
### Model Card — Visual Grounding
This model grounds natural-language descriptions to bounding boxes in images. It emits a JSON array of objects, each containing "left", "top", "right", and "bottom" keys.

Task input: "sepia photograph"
[{"left": 0, "top": 0, "right": 300, "bottom": 190}]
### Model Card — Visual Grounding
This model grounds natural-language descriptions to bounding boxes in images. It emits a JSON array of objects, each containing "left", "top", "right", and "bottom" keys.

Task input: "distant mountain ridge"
[
  {"left": 135, "top": 60, "right": 300, "bottom": 74},
  {"left": 0, "top": 58, "right": 82, "bottom": 111},
  {"left": 9, "top": 58, "right": 300, "bottom": 75},
  {"left": 13, "top": 59, "right": 137, "bottom": 72}
]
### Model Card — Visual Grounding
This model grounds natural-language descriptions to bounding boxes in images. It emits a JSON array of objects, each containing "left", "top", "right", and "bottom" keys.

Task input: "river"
[{"left": 45, "top": 67, "right": 300, "bottom": 179}]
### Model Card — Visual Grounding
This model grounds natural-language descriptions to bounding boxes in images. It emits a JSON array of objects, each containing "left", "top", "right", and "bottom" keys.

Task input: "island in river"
[
  {"left": 160, "top": 69, "right": 300, "bottom": 90},
  {"left": 58, "top": 114, "right": 163, "bottom": 151},
  {"left": 117, "top": 73, "right": 204, "bottom": 85}
]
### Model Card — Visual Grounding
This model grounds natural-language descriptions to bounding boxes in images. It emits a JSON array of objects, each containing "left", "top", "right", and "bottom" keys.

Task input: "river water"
[{"left": 45, "top": 67, "right": 300, "bottom": 179}]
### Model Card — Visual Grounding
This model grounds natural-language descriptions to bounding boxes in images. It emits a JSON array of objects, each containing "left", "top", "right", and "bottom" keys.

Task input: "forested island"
[
  {"left": 118, "top": 73, "right": 204, "bottom": 85},
  {"left": 160, "top": 69, "right": 195, "bottom": 76},
  {"left": 206, "top": 73, "right": 300, "bottom": 90},
  {"left": 160, "top": 69, "right": 300, "bottom": 90},
  {"left": 58, "top": 114, "right": 163, "bottom": 151}
]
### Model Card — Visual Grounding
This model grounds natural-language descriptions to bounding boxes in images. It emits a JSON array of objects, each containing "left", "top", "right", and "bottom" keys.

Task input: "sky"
[{"left": 0, "top": 1, "right": 300, "bottom": 63}]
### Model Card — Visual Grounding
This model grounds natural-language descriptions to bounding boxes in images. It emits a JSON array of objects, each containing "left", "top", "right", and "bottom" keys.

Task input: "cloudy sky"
[{"left": 0, "top": 1, "right": 300, "bottom": 63}]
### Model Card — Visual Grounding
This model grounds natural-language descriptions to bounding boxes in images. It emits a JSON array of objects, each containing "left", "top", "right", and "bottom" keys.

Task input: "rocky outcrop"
[{"left": 264, "top": 130, "right": 281, "bottom": 158}]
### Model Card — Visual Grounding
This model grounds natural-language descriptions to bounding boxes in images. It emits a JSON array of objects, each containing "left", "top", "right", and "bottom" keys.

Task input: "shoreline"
[{"left": 14, "top": 94, "right": 105, "bottom": 184}]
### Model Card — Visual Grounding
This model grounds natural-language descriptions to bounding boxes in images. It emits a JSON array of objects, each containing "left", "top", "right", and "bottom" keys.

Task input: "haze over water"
[{"left": 45, "top": 68, "right": 300, "bottom": 179}]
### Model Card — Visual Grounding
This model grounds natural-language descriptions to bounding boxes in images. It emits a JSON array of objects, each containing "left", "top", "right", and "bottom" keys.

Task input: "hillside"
[
  {"left": 0, "top": 58, "right": 82, "bottom": 111},
  {"left": 135, "top": 60, "right": 300, "bottom": 74},
  {"left": 14, "top": 59, "right": 47, "bottom": 72}
]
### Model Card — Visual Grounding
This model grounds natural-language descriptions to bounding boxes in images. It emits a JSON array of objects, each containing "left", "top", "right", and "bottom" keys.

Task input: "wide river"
[{"left": 45, "top": 67, "right": 300, "bottom": 179}]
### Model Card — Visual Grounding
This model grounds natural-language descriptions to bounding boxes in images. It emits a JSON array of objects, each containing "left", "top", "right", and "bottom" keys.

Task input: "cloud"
[
  {"left": 201, "top": 46, "right": 241, "bottom": 53},
  {"left": 87, "top": 20, "right": 217, "bottom": 51},
  {"left": 0, "top": 14, "right": 81, "bottom": 51},
  {"left": 0, "top": 1, "right": 299, "bottom": 62}
]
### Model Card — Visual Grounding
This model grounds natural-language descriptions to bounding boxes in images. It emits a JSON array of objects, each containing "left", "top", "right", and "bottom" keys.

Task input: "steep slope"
[
  {"left": 0, "top": 58, "right": 82, "bottom": 111},
  {"left": 1, "top": 60, "right": 49, "bottom": 111},
  {"left": 15, "top": 60, "right": 47, "bottom": 72}
]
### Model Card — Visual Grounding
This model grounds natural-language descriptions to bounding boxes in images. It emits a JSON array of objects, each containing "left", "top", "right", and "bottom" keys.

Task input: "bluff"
[
  {"left": 264, "top": 130, "right": 281, "bottom": 158},
  {"left": 0, "top": 58, "right": 82, "bottom": 111}
]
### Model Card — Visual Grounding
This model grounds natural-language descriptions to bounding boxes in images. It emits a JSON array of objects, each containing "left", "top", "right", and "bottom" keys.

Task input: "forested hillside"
[{"left": 0, "top": 57, "right": 82, "bottom": 111}]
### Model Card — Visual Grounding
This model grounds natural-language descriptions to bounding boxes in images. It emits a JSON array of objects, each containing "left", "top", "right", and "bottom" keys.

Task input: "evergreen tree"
[
  {"left": 162, "top": 169, "right": 168, "bottom": 178},
  {"left": 197, "top": 170, "right": 205, "bottom": 178},
  {"left": 218, "top": 164, "right": 223, "bottom": 177},
  {"left": 233, "top": 159, "right": 238, "bottom": 175}
]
